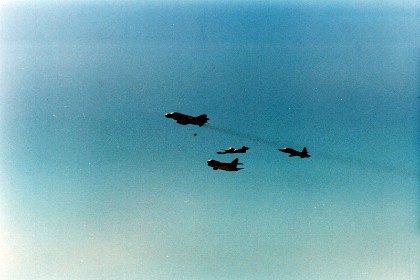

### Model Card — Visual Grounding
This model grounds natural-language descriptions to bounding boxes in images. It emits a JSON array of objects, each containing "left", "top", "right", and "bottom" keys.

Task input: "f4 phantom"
[
  {"left": 278, "top": 147, "right": 310, "bottom": 158},
  {"left": 165, "top": 112, "right": 209, "bottom": 127},
  {"left": 217, "top": 146, "right": 249, "bottom": 154},
  {"left": 207, "top": 158, "right": 243, "bottom": 171}
]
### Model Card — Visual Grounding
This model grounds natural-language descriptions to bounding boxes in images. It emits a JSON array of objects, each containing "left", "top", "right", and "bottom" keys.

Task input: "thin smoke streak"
[
  {"left": 318, "top": 153, "right": 417, "bottom": 179},
  {"left": 204, "top": 124, "right": 283, "bottom": 147},
  {"left": 204, "top": 124, "right": 417, "bottom": 179}
]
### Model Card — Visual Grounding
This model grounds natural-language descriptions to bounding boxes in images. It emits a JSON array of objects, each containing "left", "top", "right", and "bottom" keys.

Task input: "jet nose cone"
[{"left": 164, "top": 113, "right": 172, "bottom": 118}]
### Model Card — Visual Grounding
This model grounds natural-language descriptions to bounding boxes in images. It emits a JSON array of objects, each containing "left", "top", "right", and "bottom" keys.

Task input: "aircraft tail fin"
[
  {"left": 301, "top": 147, "right": 310, "bottom": 158},
  {"left": 232, "top": 158, "right": 243, "bottom": 165},
  {"left": 196, "top": 114, "right": 209, "bottom": 127}
]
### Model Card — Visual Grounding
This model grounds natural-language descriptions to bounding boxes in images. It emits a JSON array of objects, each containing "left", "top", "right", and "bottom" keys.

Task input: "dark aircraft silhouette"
[
  {"left": 165, "top": 112, "right": 209, "bottom": 127},
  {"left": 217, "top": 146, "right": 249, "bottom": 154},
  {"left": 207, "top": 158, "right": 243, "bottom": 171},
  {"left": 278, "top": 147, "right": 310, "bottom": 158}
]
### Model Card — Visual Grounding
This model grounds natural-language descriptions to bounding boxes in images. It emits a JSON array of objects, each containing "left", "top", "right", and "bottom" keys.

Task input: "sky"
[
  {"left": 0, "top": 1, "right": 419, "bottom": 280},
  {"left": 0, "top": 0, "right": 418, "bottom": 7}
]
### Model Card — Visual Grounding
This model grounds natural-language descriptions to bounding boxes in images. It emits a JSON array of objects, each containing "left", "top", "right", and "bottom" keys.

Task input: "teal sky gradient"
[{"left": 0, "top": 2, "right": 418, "bottom": 280}]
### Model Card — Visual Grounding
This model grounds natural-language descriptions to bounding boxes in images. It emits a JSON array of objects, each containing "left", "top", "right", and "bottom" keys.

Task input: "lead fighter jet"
[
  {"left": 207, "top": 158, "right": 243, "bottom": 171},
  {"left": 217, "top": 146, "right": 249, "bottom": 154},
  {"left": 278, "top": 147, "right": 310, "bottom": 158},
  {"left": 165, "top": 112, "right": 209, "bottom": 127}
]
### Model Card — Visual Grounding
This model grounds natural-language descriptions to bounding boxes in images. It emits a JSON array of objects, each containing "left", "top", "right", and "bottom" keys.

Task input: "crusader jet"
[
  {"left": 278, "top": 147, "right": 310, "bottom": 158},
  {"left": 207, "top": 158, "right": 243, "bottom": 171},
  {"left": 165, "top": 112, "right": 209, "bottom": 127},
  {"left": 217, "top": 146, "right": 249, "bottom": 154}
]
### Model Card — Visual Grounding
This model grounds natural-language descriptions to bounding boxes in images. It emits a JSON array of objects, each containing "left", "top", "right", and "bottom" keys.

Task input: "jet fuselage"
[
  {"left": 207, "top": 158, "right": 243, "bottom": 171},
  {"left": 279, "top": 147, "right": 310, "bottom": 158},
  {"left": 165, "top": 112, "right": 209, "bottom": 127}
]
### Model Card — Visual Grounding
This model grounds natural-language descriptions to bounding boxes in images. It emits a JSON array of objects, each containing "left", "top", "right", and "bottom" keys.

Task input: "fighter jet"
[
  {"left": 217, "top": 146, "right": 250, "bottom": 154},
  {"left": 165, "top": 112, "right": 209, "bottom": 127},
  {"left": 278, "top": 147, "right": 310, "bottom": 158},
  {"left": 207, "top": 158, "right": 243, "bottom": 171}
]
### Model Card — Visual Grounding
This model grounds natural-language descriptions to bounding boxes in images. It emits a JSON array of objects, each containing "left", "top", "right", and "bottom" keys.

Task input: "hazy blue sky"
[{"left": 0, "top": 2, "right": 418, "bottom": 280}]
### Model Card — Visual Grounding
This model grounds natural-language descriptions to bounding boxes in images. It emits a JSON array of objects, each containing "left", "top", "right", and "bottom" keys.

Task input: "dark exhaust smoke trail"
[
  {"left": 204, "top": 124, "right": 284, "bottom": 147},
  {"left": 318, "top": 153, "right": 417, "bottom": 179},
  {"left": 204, "top": 124, "right": 417, "bottom": 179}
]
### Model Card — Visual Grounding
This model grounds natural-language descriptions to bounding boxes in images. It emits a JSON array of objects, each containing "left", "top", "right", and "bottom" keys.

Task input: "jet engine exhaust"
[
  {"left": 318, "top": 153, "right": 417, "bottom": 179},
  {"left": 204, "top": 124, "right": 283, "bottom": 147},
  {"left": 204, "top": 124, "right": 416, "bottom": 179}
]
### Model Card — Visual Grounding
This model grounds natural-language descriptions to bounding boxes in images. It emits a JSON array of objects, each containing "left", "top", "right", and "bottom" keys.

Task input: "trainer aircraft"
[{"left": 278, "top": 147, "right": 310, "bottom": 158}]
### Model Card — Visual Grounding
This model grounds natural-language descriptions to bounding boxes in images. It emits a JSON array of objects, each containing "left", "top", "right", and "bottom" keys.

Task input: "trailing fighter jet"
[
  {"left": 217, "top": 146, "right": 249, "bottom": 154},
  {"left": 207, "top": 158, "right": 243, "bottom": 171},
  {"left": 278, "top": 147, "right": 310, "bottom": 158},
  {"left": 165, "top": 112, "right": 209, "bottom": 127}
]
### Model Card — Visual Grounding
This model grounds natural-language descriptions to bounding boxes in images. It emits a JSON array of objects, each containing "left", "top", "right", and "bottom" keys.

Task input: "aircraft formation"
[{"left": 165, "top": 112, "right": 310, "bottom": 172}]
